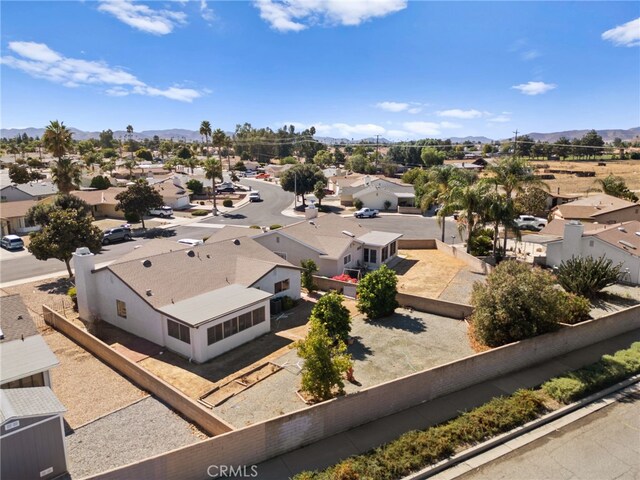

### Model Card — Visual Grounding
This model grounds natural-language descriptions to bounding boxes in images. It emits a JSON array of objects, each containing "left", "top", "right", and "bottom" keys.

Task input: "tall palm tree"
[
  {"left": 43, "top": 120, "right": 73, "bottom": 162},
  {"left": 447, "top": 177, "right": 490, "bottom": 253},
  {"left": 212, "top": 128, "right": 227, "bottom": 166},
  {"left": 419, "top": 165, "right": 459, "bottom": 242},
  {"left": 202, "top": 158, "right": 222, "bottom": 215},
  {"left": 126, "top": 125, "right": 134, "bottom": 159},
  {"left": 123, "top": 158, "right": 137, "bottom": 179},
  {"left": 199, "top": 121, "right": 212, "bottom": 158},
  {"left": 51, "top": 158, "right": 82, "bottom": 194}
]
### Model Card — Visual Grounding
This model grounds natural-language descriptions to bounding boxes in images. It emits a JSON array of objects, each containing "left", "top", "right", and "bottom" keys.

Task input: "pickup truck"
[
  {"left": 354, "top": 207, "right": 379, "bottom": 219},
  {"left": 514, "top": 215, "right": 548, "bottom": 231}
]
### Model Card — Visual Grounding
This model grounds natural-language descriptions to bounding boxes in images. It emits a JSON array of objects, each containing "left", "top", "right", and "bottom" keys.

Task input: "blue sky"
[{"left": 1, "top": 1, "right": 639, "bottom": 140}]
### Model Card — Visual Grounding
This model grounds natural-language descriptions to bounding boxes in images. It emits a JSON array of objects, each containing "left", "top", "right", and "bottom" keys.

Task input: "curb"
[{"left": 404, "top": 374, "right": 640, "bottom": 480}]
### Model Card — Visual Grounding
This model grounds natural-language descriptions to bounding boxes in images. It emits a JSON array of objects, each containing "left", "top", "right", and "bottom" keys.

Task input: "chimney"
[
  {"left": 73, "top": 247, "right": 97, "bottom": 322},
  {"left": 562, "top": 221, "right": 584, "bottom": 263}
]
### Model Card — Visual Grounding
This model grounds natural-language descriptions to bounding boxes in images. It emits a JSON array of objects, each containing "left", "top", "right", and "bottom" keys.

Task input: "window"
[
  {"left": 1, "top": 373, "right": 45, "bottom": 390},
  {"left": 365, "top": 248, "right": 377, "bottom": 264},
  {"left": 390, "top": 241, "right": 397, "bottom": 256},
  {"left": 381, "top": 246, "right": 389, "bottom": 262},
  {"left": 223, "top": 318, "right": 233, "bottom": 338},
  {"left": 167, "top": 319, "right": 190, "bottom": 344},
  {"left": 589, "top": 240, "right": 594, "bottom": 247},
  {"left": 274, "top": 252, "right": 288, "bottom": 260},
  {"left": 207, "top": 323, "right": 223, "bottom": 345},
  {"left": 238, "top": 312, "right": 252, "bottom": 331},
  {"left": 343, "top": 254, "right": 351, "bottom": 265},
  {"left": 116, "top": 300, "right": 127, "bottom": 318},
  {"left": 274, "top": 279, "right": 290, "bottom": 293},
  {"left": 253, "top": 306, "right": 266, "bottom": 325}
]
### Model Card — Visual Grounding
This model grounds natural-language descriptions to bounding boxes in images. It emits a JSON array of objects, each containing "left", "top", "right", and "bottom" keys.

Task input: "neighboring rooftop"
[
  {"left": 588, "top": 220, "right": 640, "bottom": 254},
  {"left": 539, "top": 218, "right": 606, "bottom": 237},
  {"left": 71, "top": 187, "right": 126, "bottom": 206},
  {"left": 0, "top": 199, "right": 37, "bottom": 219},
  {"left": 357, "top": 231, "right": 403, "bottom": 247},
  {"left": 0, "top": 335, "right": 59, "bottom": 385},
  {"left": 0, "top": 387, "right": 66, "bottom": 423},
  {"left": 554, "top": 193, "right": 638, "bottom": 220},
  {"left": 0, "top": 294, "right": 38, "bottom": 343},
  {"left": 6, "top": 181, "right": 59, "bottom": 197}
]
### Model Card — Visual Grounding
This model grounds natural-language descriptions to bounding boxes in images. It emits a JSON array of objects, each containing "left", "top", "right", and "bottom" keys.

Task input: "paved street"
[{"left": 456, "top": 391, "right": 640, "bottom": 480}]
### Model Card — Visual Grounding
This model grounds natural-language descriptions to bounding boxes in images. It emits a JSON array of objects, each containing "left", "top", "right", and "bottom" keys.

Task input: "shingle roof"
[
  {"left": 71, "top": 188, "right": 126, "bottom": 206},
  {"left": 590, "top": 220, "right": 640, "bottom": 254},
  {"left": 540, "top": 219, "right": 605, "bottom": 237},
  {"left": 0, "top": 199, "right": 37, "bottom": 219},
  {"left": 0, "top": 295, "right": 38, "bottom": 343},
  {"left": 105, "top": 237, "right": 297, "bottom": 308},
  {"left": 15, "top": 182, "right": 59, "bottom": 197},
  {"left": 0, "top": 387, "right": 66, "bottom": 424},
  {"left": 555, "top": 194, "right": 637, "bottom": 219},
  {"left": 0, "top": 335, "right": 59, "bottom": 385},
  {"left": 342, "top": 177, "right": 413, "bottom": 195}
]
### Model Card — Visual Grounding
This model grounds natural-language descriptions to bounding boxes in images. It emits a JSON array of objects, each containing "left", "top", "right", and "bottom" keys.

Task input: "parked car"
[
  {"left": 102, "top": 227, "right": 132, "bottom": 245},
  {"left": 177, "top": 238, "right": 204, "bottom": 246},
  {"left": 216, "top": 182, "right": 236, "bottom": 194},
  {"left": 1, "top": 235, "right": 24, "bottom": 250},
  {"left": 514, "top": 215, "right": 548, "bottom": 231},
  {"left": 248, "top": 191, "right": 261, "bottom": 202},
  {"left": 354, "top": 207, "right": 379, "bottom": 218},
  {"left": 256, "top": 173, "right": 270, "bottom": 179},
  {"left": 148, "top": 206, "right": 174, "bottom": 218}
]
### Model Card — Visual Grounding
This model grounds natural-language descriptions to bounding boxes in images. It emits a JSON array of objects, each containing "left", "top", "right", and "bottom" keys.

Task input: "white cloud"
[
  {"left": 439, "top": 121, "right": 462, "bottom": 129},
  {"left": 407, "top": 107, "right": 422, "bottom": 114},
  {"left": 386, "top": 129, "right": 409, "bottom": 138},
  {"left": 200, "top": 0, "right": 215, "bottom": 22},
  {"left": 376, "top": 101, "right": 409, "bottom": 112},
  {"left": 98, "top": 0, "right": 187, "bottom": 35},
  {"left": 1, "top": 41, "right": 202, "bottom": 102},
  {"left": 487, "top": 115, "right": 511, "bottom": 123},
  {"left": 254, "top": 0, "right": 407, "bottom": 32},
  {"left": 436, "top": 109, "right": 483, "bottom": 119},
  {"left": 602, "top": 18, "right": 640, "bottom": 47},
  {"left": 402, "top": 122, "right": 442, "bottom": 136},
  {"left": 512, "top": 81, "right": 556, "bottom": 96},
  {"left": 521, "top": 49, "right": 541, "bottom": 60}
]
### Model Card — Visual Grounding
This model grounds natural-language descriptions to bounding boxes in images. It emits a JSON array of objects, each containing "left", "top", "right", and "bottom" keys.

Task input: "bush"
[
  {"left": 67, "top": 286, "right": 77, "bottom": 299},
  {"left": 281, "top": 295, "right": 295, "bottom": 310},
  {"left": 249, "top": 225, "right": 261, "bottom": 229},
  {"left": 559, "top": 293, "right": 591, "bottom": 324},
  {"left": 186, "top": 179, "right": 203, "bottom": 194},
  {"left": 89, "top": 175, "right": 111, "bottom": 190},
  {"left": 124, "top": 211, "right": 140, "bottom": 223},
  {"left": 356, "top": 264, "right": 399, "bottom": 319},
  {"left": 223, "top": 199, "right": 233, "bottom": 208},
  {"left": 470, "top": 261, "right": 564, "bottom": 347},
  {"left": 556, "top": 255, "right": 623, "bottom": 299},
  {"left": 353, "top": 199, "right": 363, "bottom": 210},
  {"left": 191, "top": 209, "right": 209, "bottom": 216},
  {"left": 270, "top": 224, "right": 282, "bottom": 230},
  {"left": 301, "top": 259, "right": 318, "bottom": 293},
  {"left": 310, "top": 292, "right": 351, "bottom": 344},
  {"left": 542, "top": 342, "right": 640, "bottom": 403},
  {"left": 383, "top": 200, "right": 392, "bottom": 211},
  {"left": 468, "top": 230, "right": 493, "bottom": 256}
]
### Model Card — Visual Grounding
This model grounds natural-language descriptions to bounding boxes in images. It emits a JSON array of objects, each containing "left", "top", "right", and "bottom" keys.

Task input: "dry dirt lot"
[{"left": 393, "top": 249, "right": 468, "bottom": 298}]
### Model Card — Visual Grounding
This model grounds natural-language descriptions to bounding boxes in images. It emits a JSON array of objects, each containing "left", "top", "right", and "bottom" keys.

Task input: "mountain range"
[{"left": 2, "top": 127, "right": 638, "bottom": 144}]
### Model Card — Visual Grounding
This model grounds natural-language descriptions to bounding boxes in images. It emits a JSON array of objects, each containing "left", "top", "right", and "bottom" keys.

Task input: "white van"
[{"left": 1, "top": 235, "right": 24, "bottom": 250}]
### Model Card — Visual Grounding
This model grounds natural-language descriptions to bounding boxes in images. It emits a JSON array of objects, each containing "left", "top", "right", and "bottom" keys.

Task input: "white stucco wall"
[
  {"left": 0, "top": 187, "right": 32, "bottom": 202},
  {"left": 354, "top": 189, "right": 398, "bottom": 210},
  {"left": 253, "top": 232, "right": 320, "bottom": 272},
  {"left": 252, "top": 267, "right": 302, "bottom": 300}
]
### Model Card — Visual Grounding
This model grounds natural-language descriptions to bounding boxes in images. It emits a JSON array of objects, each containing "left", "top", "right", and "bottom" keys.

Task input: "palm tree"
[
  {"left": 123, "top": 158, "right": 137, "bottom": 179},
  {"left": 447, "top": 177, "right": 490, "bottom": 253},
  {"left": 43, "top": 120, "right": 73, "bottom": 162},
  {"left": 202, "top": 158, "right": 222, "bottom": 215},
  {"left": 126, "top": 125, "right": 134, "bottom": 159},
  {"left": 51, "top": 157, "right": 82, "bottom": 194},
  {"left": 419, "top": 165, "right": 459, "bottom": 242},
  {"left": 199, "top": 121, "right": 212, "bottom": 158},
  {"left": 212, "top": 128, "right": 227, "bottom": 166}
]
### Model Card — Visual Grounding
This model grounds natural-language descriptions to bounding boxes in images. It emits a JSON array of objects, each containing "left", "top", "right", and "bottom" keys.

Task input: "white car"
[
  {"left": 354, "top": 207, "right": 379, "bottom": 218},
  {"left": 248, "top": 191, "right": 261, "bottom": 202},
  {"left": 177, "top": 238, "right": 204, "bottom": 246},
  {"left": 148, "top": 206, "right": 174, "bottom": 218},
  {"left": 514, "top": 215, "right": 548, "bottom": 231}
]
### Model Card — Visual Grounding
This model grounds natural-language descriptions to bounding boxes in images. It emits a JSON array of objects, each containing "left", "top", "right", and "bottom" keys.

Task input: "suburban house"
[
  {"left": 544, "top": 220, "right": 640, "bottom": 285},
  {"left": 551, "top": 193, "right": 640, "bottom": 224},
  {"left": 0, "top": 295, "right": 60, "bottom": 390},
  {"left": 264, "top": 164, "right": 293, "bottom": 178},
  {"left": 149, "top": 177, "right": 190, "bottom": 209},
  {"left": 339, "top": 176, "right": 416, "bottom": 210},
  {"left": 0, "top": 182, "right": 59, "bottom": 203},
  {"left": 71, "top": 188, "right": 127, "bottom": 219},
  {"left": 253, "top": 214, "right": 403, "bottom": 277},
  {"left": 74, "top": 237, "right": 302, "bottom": 363},
  {"left": 0, "top": 199, "right": 38, "bottom": 236}
]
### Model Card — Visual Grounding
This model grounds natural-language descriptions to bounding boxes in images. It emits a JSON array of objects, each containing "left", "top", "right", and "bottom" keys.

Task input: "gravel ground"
[
  {"left": 213, "top": 308, "right": 473, "bottom": 427},
  {"left": 438, "top": 268, "right": 486, "bottom": 305},
  {"left": 66, "top": 396, "right": 207, "bottom": 479},
  {"left": 589, "top": 284, "right": 640, "bottom": 319}
]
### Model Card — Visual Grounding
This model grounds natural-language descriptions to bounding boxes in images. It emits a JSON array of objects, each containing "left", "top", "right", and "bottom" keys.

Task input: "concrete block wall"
[
  {"left": 88, "top": 305, "right": 639, "bottom": 480},
  {"left": 42, "top": 307, "right": 233, "bottom": 436}
]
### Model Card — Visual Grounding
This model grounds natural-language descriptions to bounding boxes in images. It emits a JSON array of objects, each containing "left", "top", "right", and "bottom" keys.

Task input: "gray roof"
[
  {"left": 15, "top": 181, "right": 59, "bottom": 197},
  {"left": 0, "top": 295, "right": 39, "bottom": 343},
  {"left": 520, "top": 233, "right": 562, "bottom": 244},
  {"left": 158, "top": 284, "right": 272, "bottom": 327},
  {"left": 0, "top": 387, "right": 66, "bottom": 424},
  {"left": 0, "top": 335, "right": 59, "bottom": 385},
  {"left": 358, "top": 231, "right": 403, "bottom": 247}
]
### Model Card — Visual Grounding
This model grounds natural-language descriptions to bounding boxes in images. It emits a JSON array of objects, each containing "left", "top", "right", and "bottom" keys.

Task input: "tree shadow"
[
  {"left": 390, "top": 258, "right": 419, "bottom": 276},
  {"left": 591, "top": 292, "right": 639, "bottom": 312},
  {"left": 221, "top": 213, "right": 247, "bottom": 220},
  {"left": 348, "top": 335, "right": 373, "bottom": 361},
  {"left": 142, "top": 228, "right": 177, "bottom": 239},
  {"left": 36, "top": 277, "right": 73, "bottom": 295},
  {"left": 368, "top": 312, "right": 427, "bottom": 334}
]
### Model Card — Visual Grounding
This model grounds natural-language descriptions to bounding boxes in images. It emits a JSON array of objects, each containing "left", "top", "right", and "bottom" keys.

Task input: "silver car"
[{"left": 102, "top": 227, "right": 132, "bottom": 245}]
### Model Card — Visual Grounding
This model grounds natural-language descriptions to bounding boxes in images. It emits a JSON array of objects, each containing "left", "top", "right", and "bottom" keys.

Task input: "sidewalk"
[{"left": 250, "top": 329, "right": 640, "bottom": 479}]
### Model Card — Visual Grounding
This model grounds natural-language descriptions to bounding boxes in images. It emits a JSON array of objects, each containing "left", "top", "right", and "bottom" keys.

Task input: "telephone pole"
[
  {"left": 375, "top": 134, "right": 380, "bottom": 169},
  {"left": 513, "top": 129, "right": 519, "bottom": 158}
]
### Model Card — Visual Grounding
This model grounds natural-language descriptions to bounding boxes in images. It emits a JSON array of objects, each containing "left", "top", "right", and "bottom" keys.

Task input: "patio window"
[
  {"left": 390, "top": 241, "right": 397, "bottom": 256},
  {"left": 207, "top": 323, "right": 223, "bottom": 345},
  {"left": 116, "top": 300, "right": 127, "bottom": 318},
  {"left": 343, "top": 254, "right": 351, "bottom": 265},
  {"left": 364, "top": 248, "right": 377, "bottom": 264},
  {"left": 274, "top": 279, "right": 290, "bottom": 293},
  {"left": 238, "top": 312, "right": 252, "bottom": 331},
  {"left": 167, "top": 319, "right": 191, "bottom": 344},
  {"left": 253, "top": 306, "right": 266, "bottom": 325},
  {"left": 382, "top": 246, "right": 389, "bottom": 262}
]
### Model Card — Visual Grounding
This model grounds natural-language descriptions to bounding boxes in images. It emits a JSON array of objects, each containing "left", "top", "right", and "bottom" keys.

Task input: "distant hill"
[
  {"left": 526, "top": 127, "right": 640, "bottom": 143},
  {"left": 446, "top": 136, "right": 493, "bottom": 144}
]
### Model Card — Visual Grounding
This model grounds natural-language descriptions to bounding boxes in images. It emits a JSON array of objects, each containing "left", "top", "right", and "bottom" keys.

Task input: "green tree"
[
  {"left": 28, "top": 208, "right": 102, "bottom": 278},
  {"left": 301, "top": 259, "right": 318, "bottom": 294},
  {"left": 212, "top": 128, "right": 227, "bottom": 166},
  {"left": 123, "top": 158, "right": 137, "bottom": 179},
  {"left": 280, "top": 156, "right": 298, "bottom": 165},
  {"left": 202, "top": 158, "right": 223, "bottom": 214},
  {"left": 26, "top": 194, "right": 93, "bottom": 227},
  {"left": 470, "top": 261, "right": 564, "bottom": 347},
  {"left": 313, "top": 181, "right": 327, "bottom": 206},
  {"left": 356, "top": 264, "right": 399, "bottom": 319},
  {"left": 8, "top": 164, "right": 37, "bottom": 184},
  {"left": 176, "top": 145, "right": 193, "bottom": 160},
  {"left": 280, "top": 164, "right": 327, "bottom": 207},
  {"left": 99, "top": 129, "right": 114, "bottom": 148},
  {"left": 135, "top": 148, "right": 153, "bottom": 162},
  {"left": 446, "top": 176, "right": 490, "bottom": 253},
  {"left": 89, "top": 175, "right": 111, "bottom": 190},
  {"left": 199, "top": 120, "right": 212, "bottom": 157},
  {"left": 51, "top": 157, "right": 82, "bottom": 194},
  {"left": 186, "top": 179, "right": 204, "bottom": 195},
  {"left": 101, "top": 148, "right": 117, "bottom": 159},
  {"left": 115, "top": 180, "right": 163, "bottom": 229},
  {"left": 310, "top": 292, "right": 351, "bottom": 344},
  {"left": 313, "top": 150, "right": 333, "bottom": 168},
  {"left": 556, "top": 256, "right": 623, "bottom": 299},
  {"left": 581, "top": 130, "right": 604, "bottom": 159},
  {"left": 420, "top": 147, "right": 446, "bottom": 167},
  {"left": 482, "top": 144, "right": 494, "bottom": 155},
  {"left": 594, "top": 175, "right": 638, "bottom": 202},
  {"left": 345, "top": 153, "right": 372, "bottom": 173},
  {"left": 417, "top": 165, "right": 459, "bottom": 242},
  {"left": 553, "top": 136, "right": 572, "bottom": 160},
  {"left": 297, "top": 320, "right": 352, "bottom": 401},
  {"left": 515, "top": 186, "right": 549, "bottom": 217},
  {"left": 126, "top": 125, "right": 134, "bottom": 158},
  {"left": 43, "top": 120, "right": 73, "bottom": 162}
]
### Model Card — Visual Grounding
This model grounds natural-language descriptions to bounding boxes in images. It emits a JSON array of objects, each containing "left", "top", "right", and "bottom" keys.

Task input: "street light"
[{"left": 450, "top": 235, "right": 456, "bottom": 245}]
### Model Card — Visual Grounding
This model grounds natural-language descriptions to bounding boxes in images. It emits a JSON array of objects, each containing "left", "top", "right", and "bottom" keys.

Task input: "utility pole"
[
  {"left": 375, "top": 134, "right": 380, "bottom": 169},
  {"left": 513, "top": 129, "right": 519, "bottom": 158}
]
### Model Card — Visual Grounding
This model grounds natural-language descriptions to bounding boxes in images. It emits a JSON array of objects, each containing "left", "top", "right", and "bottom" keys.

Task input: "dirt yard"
[{"left": 393, "top": 250, "right": 468, "bottom": 298}]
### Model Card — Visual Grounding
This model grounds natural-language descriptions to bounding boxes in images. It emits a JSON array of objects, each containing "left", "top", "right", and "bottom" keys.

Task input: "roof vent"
[
  {"left": 233, "top": 239, "right": 240, "bottom": 245},
  {"left": 342, "top": 230, "right": 355, "bottom": 238},
  {"left": 187, "top": 250, "right": 195, "bottom": 257},
  {"left": 619, "top": 240, "right": 636, "bottom": 249},
  {"left": 142, "top": 259, "right": 152, "bottom": 267},
  {"left": 635, "top": 232, "right": 640, "bottom": 237},
  {"left": 618, "top": 227, "right": 627, "bottom": 233},
  {"left": 146, "top": 289, "right": 153, "bottom": 296}
]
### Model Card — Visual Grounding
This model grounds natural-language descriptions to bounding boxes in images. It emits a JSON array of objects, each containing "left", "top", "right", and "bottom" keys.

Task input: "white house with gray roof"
[
  {"left": 339, "top": 176, "right": 415, "bottom": 210},
  {"left": 74, "top": 237, "right": 301, "bottom": 363},
  {"left": 253, "top": 214, "right": 402, "bottom": 277},
  {"left": 0, "top": 181, "right": 58, "bottom": 202}
]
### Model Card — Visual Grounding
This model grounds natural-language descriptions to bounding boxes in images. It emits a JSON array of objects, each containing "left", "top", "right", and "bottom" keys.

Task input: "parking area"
[{"left": 212, "top": 307, "right": 474, "bottom": 427}]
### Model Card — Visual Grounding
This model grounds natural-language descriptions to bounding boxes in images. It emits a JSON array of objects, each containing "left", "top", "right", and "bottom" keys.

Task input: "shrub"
[
  {"left": 356, "top": 264, "right": 399, "bottom": 319},
  {"left": 223, "top": 199, "right": 233, "bottom": 208},
  {"left": 186, "top": 179, "right": 203, "bottom": 194},
  {"left": 270, "top": 224, "right": 282, "bottom": 230},
  {"left": 470, "top": 261, "right": 564, "bottom": 347},
  {"left": 559, "top": 293, "right": 591, "bottom": 324},
  {"left": 310, "top": 292, "right": 351, "bottom": 344},
  {"left": 67, "top": 286, "right": 77, "bottom": 299},
  {"left": 354, "top": 199, "right": 363, "bottom": 210},
  {"left": 556, "top": 255, "right": 623, "bottom": 299},
  {"left": 191, "top": 209, "right": 209, "bottom": 216},
  {"left": 249, "top": 225, "right": 261, "bottom": 229},
  {"left": 124, "top": 211, "right": 140, "bottom": 223},
  {"left": 89, "top": 175, "right": 111, "bottom": 190},
  {"left": 468, "top": 230, "right": 493, "bottom": 256},
  {"left": 301, "top": 259, "right": 318, "bottom": 293},
  {"left": 332, "top": 273, "right": 357, "bottom": 284},
  {"left": 281, "top": 295, "right": 295, "bottom": 310},
  {"left": 383, "top": 200, "right": 392, "bottom": 211}
]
